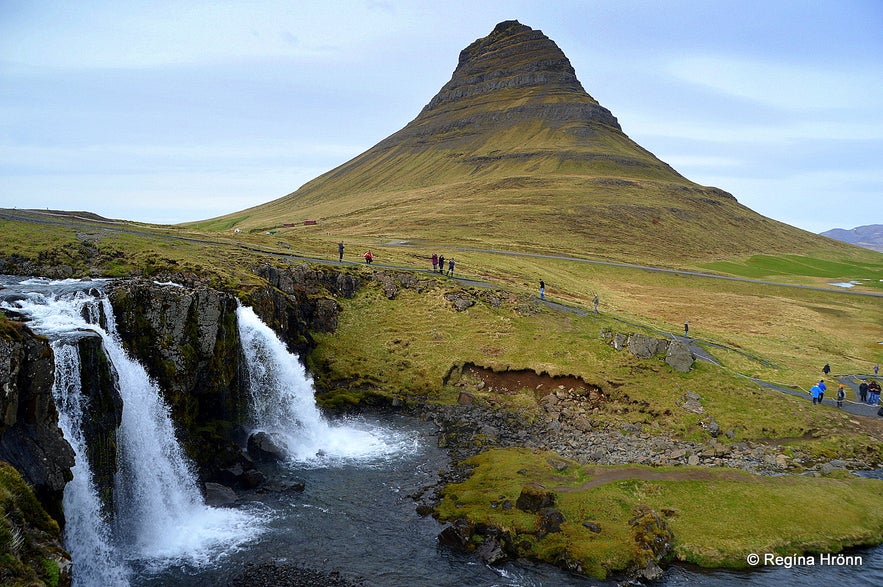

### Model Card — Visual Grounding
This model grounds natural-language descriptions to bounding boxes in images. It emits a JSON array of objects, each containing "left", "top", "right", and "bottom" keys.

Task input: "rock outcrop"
[
  {"left": 75, "top": 333, "right": 123, "bottom": 515},
  {"left": 0, "top": 320, "right": 75, "bottom": 523},
  {"left": 603, "top": 330, "right": 695, "bottom": 372}
]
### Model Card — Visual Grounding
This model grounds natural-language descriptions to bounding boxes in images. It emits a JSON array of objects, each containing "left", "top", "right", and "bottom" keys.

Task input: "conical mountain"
[{"left": 209, "top": 20, "right": 847, "bottom": 263}]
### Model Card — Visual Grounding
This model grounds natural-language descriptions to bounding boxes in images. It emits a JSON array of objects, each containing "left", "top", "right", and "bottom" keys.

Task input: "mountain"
[
  {"left": 201, "top": 20, "right": 854, "bottom": 264},
  {"left": 821, "top": 224, "right": 883, "bottom": 253}
]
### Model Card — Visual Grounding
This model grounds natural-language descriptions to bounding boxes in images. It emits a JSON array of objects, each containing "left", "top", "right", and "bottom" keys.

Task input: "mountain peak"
[
  {"left": 420, "top": 21, "right": 613, "bottom": 128},
  {"left": 212, "top": 21, "right": 838, "bottom": 263}
]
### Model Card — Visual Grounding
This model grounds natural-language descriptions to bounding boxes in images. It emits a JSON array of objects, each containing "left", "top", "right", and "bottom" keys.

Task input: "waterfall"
[
  {"left": 2, "top": 279, "right": 263, "bottom": 585},
  {"left": 236, "top": 305, "right": 412, "bottom": 463},
  {"left": 52, "top": 341, "right": 130, "bottom": 586}
]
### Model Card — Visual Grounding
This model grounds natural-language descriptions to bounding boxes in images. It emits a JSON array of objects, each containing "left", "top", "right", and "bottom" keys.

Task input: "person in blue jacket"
[{"left": 810, "top": 383, "right": 822, "bottom": 405}]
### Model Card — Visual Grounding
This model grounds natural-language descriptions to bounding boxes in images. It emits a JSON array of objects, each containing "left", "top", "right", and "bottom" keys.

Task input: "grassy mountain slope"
[{"left": 191, "top": 20, "right": 848, "bottom": 265}]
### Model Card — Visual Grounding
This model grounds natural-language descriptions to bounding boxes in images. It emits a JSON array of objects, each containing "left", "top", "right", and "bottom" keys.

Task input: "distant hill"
[
  {"left": 196, "top": 20, "right": 856, "bottom": 265},
  {"left": 820, "top": 225, "right": 883, "bottom": 253}
]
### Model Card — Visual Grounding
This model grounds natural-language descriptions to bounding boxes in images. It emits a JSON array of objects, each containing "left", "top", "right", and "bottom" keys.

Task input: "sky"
[{"left": 1, "top": 1, "right": 881, "bottom": 234}]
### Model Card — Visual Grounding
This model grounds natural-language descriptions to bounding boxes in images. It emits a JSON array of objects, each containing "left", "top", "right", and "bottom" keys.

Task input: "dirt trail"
[{"left": 556, "top": 466, "right": 758, "bottom": 493}]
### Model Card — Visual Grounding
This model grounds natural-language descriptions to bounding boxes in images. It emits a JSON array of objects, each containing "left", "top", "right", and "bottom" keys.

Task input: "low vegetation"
[
  {"left": 0, "top": 463, "right": 65, "bottom": 587},
  {"left": 436, "top": 448, "right": 883, "bottom": 579}
]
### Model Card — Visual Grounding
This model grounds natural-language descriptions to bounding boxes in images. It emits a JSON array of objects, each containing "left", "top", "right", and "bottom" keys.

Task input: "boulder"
[
  {"left": 204, "top": 482, "right": 238, "bottom": 506},
  {"left": 538, "top": 507, "right": 566, "bottom": 535},
  {"left": 246, "top": 431, "right": 288, "bottom": 462},
  {"left": 438, "top": 517, "right": 474, "bottom": 549},
  {"left": 628, "top": 334, "right": 667, "bottom": 359},
  {"left": 630, "top": 506, "right": 674, "bottom": 573},
  {"left": 665, "top": 341, "right": 694, "bottom": 372},
  {"left": 515, "top": 483, "right": 556, "bottom": 512}
]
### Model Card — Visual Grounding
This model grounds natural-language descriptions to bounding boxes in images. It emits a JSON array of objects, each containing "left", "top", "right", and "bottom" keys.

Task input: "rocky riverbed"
[{"left": 415, "top": 383, "right": 876, "bottom": 487}]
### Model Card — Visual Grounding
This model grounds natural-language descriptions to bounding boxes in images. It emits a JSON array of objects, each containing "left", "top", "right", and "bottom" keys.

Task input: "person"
[
  {"left": 593, "top": 293, "right": 599, "bottom": 313},
  {"left": 823, "top": 363, "right": 831, "bottom": 375},
  {"left": 859, "top": 380, "right": 869, "bottom": 403},
  {"left": 431, "top": 253, "right": 438, "bottom": 273},
  {"left": 836, "top": 384, "right": 845, "bottom": 408},
  {"left": 338, "top": 241, "right": 345, "bottom": 262},
  {"left": 810, "top": 382, "right": 822, "bottom": 405},
  {"left": 875, "top": 364, "right": 879, "bottom": 376},
  {"left": 817, "top": 379, "right": 826, "bottom": 403},
  {"left": 869, "top": 380, "right": 881, "bottom": 405},
  {"left": 447, "top": 258, "right": 455, "bottom": 276},
  {"left": 437, "top": 255, "right": 445, "bottom": 274},
  {"left": 539, "top": 280, "right": 545, "bottom": 299},
  {"left": 363, "top": 250, "right": 373, "bottom": 264},
  {"left": 684, "top": 322, "right": 689, "bottom": 338}
]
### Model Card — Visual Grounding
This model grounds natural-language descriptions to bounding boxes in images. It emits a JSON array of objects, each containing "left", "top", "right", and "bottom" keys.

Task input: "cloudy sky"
[{"left": 1, "top": 1, "right": 880, "bottom": 233}]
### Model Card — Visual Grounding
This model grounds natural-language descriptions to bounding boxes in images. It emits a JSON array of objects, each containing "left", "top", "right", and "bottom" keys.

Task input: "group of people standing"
[
  {"left": 858, "top": 379, "right": 882, "bottom": 406},
  {"left": 431, "top": 253, "right": 455, "bottom": 276},
  {"left": 810, "top": 362, "right": 883, "bottom": 413}
]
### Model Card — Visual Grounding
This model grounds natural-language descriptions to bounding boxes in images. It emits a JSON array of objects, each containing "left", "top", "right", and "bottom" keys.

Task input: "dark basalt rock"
[{"left": 0, "top": 321, "right": 75, "bottom": 523}]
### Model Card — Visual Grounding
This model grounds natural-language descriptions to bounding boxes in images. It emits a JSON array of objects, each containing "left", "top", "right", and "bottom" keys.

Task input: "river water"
[
  {"left": 1, "top": 276, "right": 881, "bottom": 586},
  {"left": 131, "top": 417, "right": 883, "bottom": 587}
]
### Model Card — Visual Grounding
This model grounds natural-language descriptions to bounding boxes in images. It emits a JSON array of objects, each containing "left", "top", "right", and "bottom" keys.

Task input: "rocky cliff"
[
  {"left": 101, "top": 265, "right": 358, "bottom": 482},
  {"left": 0, "top": 320, "right": 74, "bottom": 522},
  {"left": 0, "top": 319, "right": 73, "bottom": 586}
]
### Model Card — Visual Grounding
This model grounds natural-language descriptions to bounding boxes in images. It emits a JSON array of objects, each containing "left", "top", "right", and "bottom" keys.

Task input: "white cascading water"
[
  {"left": 236, "top": 304, "right": 412, "bottom": 463},
  {"left": 2, "top": 280, "right": 263, "bottom": 585},
  {"left": 52, "top": 341, "right": 130, "bottom": 586}
]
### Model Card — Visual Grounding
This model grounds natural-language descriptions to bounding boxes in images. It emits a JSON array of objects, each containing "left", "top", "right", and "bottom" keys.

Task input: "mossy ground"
[{"left": 436, "top": 448, "right": 883, "bottom": 579}]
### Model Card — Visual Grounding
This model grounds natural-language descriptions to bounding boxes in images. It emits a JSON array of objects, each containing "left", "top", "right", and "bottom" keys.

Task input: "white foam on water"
[{"left": 237, "top": 304, "right": 418, "bottom": 466}]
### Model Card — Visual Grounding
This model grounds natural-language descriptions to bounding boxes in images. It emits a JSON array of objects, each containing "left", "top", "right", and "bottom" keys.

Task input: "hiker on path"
[
  {"left": 438, "top": 255, "right": 445, "bottom": 274},
  {"left": 593, "top": 293, "right": 599, "bottom": 313},
  {"left": 859, "top": 380, "right": 869, "bottom": 403},
  {"left": 684, "top": 322, "right": 689, "bottom": 338},
  {"left": 338, "top": 241, "right": 345, "bottom": 262},
  {"left": 818, "top": 379, "right": 826, "bottom": 403},
  {"left": 363, "top": 250, "right": 374, "bottom": 264},
  {"left": 869, "top": 380, "right": 881, "bottom": 405},
  {"left": 539, "top": 280, "right": 545, "bottom": 300},
  {"left": 810, "top": 383, "right": 822, "bottom": 405},
  {"left": 447, "top": 258, "right": 455, "bottom": 276},
  {"left": 875, "top": 364, "right": 879, "bottom": 376},
  {"left": 836, "top": 384, "right": 845, "bottom": 408},
  {"left": 823, "top": 363, "right": 831, "bottom": 376},
  {"left": 431, "top": 253, "right": 438, "bottom": 273}
]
